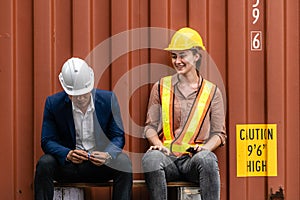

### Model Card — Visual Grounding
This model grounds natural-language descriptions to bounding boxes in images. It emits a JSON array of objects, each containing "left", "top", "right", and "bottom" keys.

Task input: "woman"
[{"left": 142, "top": 27, "right": 226, "bottom": 200}]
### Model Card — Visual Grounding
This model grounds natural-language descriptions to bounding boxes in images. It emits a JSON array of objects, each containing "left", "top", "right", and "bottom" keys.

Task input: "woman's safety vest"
[{"left": 160, "top": 76, "right": 216, "bottom": 156}]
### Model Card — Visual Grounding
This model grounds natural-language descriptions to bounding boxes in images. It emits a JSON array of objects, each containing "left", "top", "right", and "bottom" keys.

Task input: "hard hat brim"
[
  {"left": 62, "top": 84, "right": 94, "bottom": 96},
  {"left": 164, "top": 47, "right": 190, "bottom": 51},
  {"left": 59, "top": 73, "right": 94, "bottom": 96},
  {"left": 164, "top": 46, "right": 206, "bottom": 51}
]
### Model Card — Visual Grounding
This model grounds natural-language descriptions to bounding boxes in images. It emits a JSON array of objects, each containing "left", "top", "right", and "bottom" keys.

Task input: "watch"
[{"left": 105, "top": 152, "right": 112, "bottom": 164}]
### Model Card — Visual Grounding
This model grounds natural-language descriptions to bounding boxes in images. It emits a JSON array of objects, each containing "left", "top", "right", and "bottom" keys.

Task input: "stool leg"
[{"left": 53, "top": 187, "right": 84, "bottom": 200}]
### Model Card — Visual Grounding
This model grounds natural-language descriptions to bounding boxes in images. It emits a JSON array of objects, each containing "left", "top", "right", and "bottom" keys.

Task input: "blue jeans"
[
  {"left": 34, "top": 153, "right": 132, "bottom": 200},
  {"left": 142, "top": 150, "right": 220, "bottom": 200}
]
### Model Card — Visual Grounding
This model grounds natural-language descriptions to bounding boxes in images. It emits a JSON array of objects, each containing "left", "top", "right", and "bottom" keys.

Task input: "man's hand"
[
  {"left": 66, "top": 149, "right": 89, "bottom": 164},
  {"left": 89, "top": 151, "right": 111, "bottom": 166},
  {"left": 147, "top": 145, "right": 170, "bottom": 156}
]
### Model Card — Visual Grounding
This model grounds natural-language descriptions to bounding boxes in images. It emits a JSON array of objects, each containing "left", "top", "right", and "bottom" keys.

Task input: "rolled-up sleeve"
[
  {"left": 209, "top": 87, "right": 227, "bottom": 146},
  {"left": 144, "top": 82, "right": 162, "bottom": 138}
]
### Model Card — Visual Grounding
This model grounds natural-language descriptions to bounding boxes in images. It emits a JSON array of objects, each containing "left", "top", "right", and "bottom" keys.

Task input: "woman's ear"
[{"left": 194, "top": 53, "right": 202, "bottom": 61}]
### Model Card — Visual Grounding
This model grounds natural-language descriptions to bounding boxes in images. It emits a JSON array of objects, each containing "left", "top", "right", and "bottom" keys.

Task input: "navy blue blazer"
[{"left": 41, "top": 89, "right": 125, "bottom": 165}]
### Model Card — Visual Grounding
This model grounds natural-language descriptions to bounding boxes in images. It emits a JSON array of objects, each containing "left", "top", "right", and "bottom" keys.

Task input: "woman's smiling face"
[{"left": 171, "top": 50, "right": 199, "bottom": 75}]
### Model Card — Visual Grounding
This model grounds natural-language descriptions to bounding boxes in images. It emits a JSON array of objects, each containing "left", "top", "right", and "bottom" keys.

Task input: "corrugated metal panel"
[
  {"left": 0, "top": 0, "right": 299, "bottom": 199},
  {"left": 228, "top": 0, "right": 300, "bottom": 200},
  {"left": 266, "top": 0, "right": 300, "bottom": 199},
  {"left": 0, "top": 1, "right": 15, "bottom": 199},
  {"left": 0, "top": 0, "right": 34, "bottom": 199},
  {"left": 228, "top": 0, "right": 266, "bottom": 198}
]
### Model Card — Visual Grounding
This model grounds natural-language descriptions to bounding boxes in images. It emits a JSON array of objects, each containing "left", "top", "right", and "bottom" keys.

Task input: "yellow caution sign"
[{"left": 236, "top": 124, "right": 277, "bottom": 177}]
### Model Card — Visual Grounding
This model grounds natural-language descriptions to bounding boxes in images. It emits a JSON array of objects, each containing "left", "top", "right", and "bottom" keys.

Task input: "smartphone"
[{"left": 186, "top": 146, "right": 197, "bottom": 154}]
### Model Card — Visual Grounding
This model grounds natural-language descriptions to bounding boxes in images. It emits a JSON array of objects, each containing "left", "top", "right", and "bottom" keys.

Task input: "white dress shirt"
[{"left": 72, "top": 95, "right": 96, "bottom": 152}]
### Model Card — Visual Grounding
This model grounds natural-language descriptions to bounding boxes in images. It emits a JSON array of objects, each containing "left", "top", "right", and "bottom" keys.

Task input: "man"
[
  {"left": 142, "top": 27, "right": 226, "bottom": 200},
  {"left": 34, "top": 57, "right": 132, "bottom": 200}
]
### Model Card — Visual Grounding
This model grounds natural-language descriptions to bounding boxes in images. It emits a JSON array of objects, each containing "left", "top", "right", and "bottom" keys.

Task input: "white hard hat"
[{"left": 59, "top": 57, "right": 94, "bottom": 96}]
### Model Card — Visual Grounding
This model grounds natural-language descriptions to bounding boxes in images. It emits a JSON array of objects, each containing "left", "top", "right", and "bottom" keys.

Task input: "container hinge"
[{"left": 270, "top": 186, "right": 284, "bottom": 200}]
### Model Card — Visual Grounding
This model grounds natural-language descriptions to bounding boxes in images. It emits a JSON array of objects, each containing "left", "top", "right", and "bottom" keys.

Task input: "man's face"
[
  {"left": 69, "top": 92, "right": 91, "bottom": 110},
  {"left": 170, "top": 50, "right": 199, "bottom": 75}
]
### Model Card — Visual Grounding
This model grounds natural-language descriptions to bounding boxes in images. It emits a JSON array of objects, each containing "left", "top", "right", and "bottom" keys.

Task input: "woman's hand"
[
  {"left": 147, "top": 145, "right": 170, "bottom": 156},
  {"left": 187, "top": 144, "right": 208, "bottom": 157}
]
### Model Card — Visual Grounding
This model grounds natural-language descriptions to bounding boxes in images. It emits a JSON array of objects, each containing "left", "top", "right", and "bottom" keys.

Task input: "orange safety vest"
[{"left": 160, "top": 76, "right": 216, "bottom": 156}]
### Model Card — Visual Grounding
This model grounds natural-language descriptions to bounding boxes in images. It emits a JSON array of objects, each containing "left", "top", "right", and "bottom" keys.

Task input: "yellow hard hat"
[{"left": 165, "top": 27, "right": 206, "bottom": 51}]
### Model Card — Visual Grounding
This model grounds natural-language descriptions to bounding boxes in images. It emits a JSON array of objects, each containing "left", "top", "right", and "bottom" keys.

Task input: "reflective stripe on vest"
[
  {"left": 160, "top": 76, "right": 174, "bottom": 142},
  {"left": 160, "top": 76, "right": 216, "bottom": 156}
]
